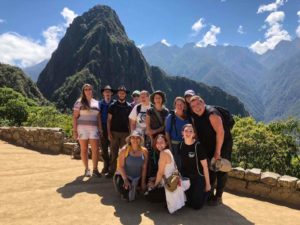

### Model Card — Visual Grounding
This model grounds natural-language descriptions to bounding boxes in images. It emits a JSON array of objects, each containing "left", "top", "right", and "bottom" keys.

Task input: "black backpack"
[{"left": 206, "top": 105, "right": 235, "bottom": 130}]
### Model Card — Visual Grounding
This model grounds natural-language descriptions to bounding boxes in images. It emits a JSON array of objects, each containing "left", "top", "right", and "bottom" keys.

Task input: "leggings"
[{"left": 185, "top": 176, "right": 210, "bottom": 209}]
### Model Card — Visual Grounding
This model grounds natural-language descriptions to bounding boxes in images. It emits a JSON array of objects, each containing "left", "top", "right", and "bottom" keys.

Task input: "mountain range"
[
  {"left": 35, "top": 5, "right": 248, "bottom": 116},
  {"left": 142, "top": 39, "right": 300, "bottom": 121}
]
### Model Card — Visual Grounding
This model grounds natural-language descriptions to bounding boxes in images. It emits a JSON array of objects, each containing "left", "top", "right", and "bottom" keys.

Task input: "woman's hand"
[
  {"left": 205, "top": 183, "right": 211, "bottom": 192},
  {"left": 72, "top": 130, "right": 78, "bottom": 140},
  {"left": 123, "top": 179, "right": 131, "bottom": 190}
]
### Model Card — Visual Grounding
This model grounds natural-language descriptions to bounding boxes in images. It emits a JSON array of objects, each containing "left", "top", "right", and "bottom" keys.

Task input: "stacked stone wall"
[{"left": 227, "top": 168, "right": 300, "bottom": 208}]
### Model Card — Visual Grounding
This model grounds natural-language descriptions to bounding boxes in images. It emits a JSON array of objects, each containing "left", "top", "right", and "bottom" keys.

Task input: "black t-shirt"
[
  {"left": 192, "top": 105, "right": 232, "bottom": 159},
  {"left": 146, "top": 107, "right": 169, "bottom": 130},
  {"left": 108, "top": 100, "right": 132, "bottom": 132},
  {"left": 179, "top": 141, "right": 207, "bottom": 178}
]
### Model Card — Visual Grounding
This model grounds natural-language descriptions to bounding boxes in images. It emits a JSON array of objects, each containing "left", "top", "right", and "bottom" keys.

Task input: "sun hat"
[
  {"left": 125, "top": 130, "right": 144, "bottom": 145},
  {"left": 101, "top": 85, "right": 116, "bottom": 94}
]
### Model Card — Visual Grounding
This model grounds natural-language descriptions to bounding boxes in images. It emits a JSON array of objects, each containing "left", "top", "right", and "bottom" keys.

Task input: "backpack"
[{"left": 207, "top": 105, "right": 235, "bottom": 130}]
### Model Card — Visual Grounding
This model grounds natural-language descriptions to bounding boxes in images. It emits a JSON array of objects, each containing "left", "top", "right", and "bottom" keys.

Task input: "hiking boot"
[
  {"left": 84, "top": 169, "right": 91, "bottom": 177},
  {"left": 92, "top": 169, "right": 102, "bottom": 178},
  {"left": 101, "top": 168, "right": 109, "bottom": 175},
  {"left": 207, "top": 196, "right": 223, "bottom": 206}
]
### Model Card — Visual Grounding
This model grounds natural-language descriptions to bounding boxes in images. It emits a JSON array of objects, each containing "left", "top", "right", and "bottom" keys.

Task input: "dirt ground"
[{"left": 0, "top": 140, "right": 299, "bottom": 225}]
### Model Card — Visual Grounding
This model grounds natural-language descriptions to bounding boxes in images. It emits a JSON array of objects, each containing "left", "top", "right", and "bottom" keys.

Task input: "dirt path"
[{"left": 0, "top": 140, "right": 299, "bottom": 225}]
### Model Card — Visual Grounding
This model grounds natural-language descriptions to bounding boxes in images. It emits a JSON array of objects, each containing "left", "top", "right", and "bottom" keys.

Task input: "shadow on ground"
[{"left": 57, "top": 176, "right": 254, "bottom": 225}]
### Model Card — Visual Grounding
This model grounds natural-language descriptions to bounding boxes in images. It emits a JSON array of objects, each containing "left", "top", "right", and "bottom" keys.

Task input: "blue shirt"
[
  {"left": 99, "top": 99, "right": 114, "bottom": 127},
  {"left": 165, "top": 113, "right": 190, "bottom": 141}
]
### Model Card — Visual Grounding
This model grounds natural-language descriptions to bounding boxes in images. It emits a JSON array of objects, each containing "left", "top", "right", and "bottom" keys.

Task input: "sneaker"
[
  {"left": 101, "top": 168, "right": 109, "bottom": 174},
  {"left": 92, "top": 169, "right": 102, "bottom": 178},
  {"left": 84, "top": 169, "right": 91, "bottom": 177}
]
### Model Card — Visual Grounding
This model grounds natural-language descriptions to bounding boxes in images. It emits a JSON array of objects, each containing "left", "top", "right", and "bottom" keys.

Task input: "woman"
[
  {"left": 114, "top": 130, "right": 148, "bottom": 201},
  {"left": 146, "top": 90, "right": 169, "bottom": 178},
  {"left": 148, "top": 134, "right": 186, "bottom": 214},
  {"left": 165, "top": 97, "right": 190, "bottom": 168},
  {"left": 178, "top": 124, "right": 211, "bottom": 209},
  {"left": 73, "top": 84, "right": 103, "bottom": 177}
]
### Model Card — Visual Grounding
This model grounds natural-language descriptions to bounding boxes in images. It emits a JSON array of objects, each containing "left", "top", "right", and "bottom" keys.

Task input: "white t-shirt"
[{"left": 129, "top": 103, "right": 151, "bottom": 134}]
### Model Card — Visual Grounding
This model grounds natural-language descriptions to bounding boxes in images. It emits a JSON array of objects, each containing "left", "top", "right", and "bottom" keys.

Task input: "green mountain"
[
  {"left": 0, "top": 63, "right": 45, "bottom": 102},
  {"left": 37, "top": 5, "right": 248, "bottom": 116},
  {"left": 142, "top": 43, "right": 265, "bottom": 120},
  {"left": 262, "top": 51, "right": 300, "bottom": 121}
]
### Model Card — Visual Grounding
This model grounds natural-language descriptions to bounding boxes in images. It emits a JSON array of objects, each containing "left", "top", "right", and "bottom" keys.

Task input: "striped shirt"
[{"left": 73, "top": 98, "right": 100, "bottom": 127}]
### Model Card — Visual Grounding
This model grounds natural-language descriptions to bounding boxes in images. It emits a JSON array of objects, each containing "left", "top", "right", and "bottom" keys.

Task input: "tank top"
[{"left": 125, "top": 154, "right": 145, "bottom": 179}]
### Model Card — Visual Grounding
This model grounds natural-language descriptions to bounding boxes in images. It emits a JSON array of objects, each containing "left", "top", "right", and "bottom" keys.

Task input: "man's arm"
[{"left": 209, "top": 114, "right": 224, "bottom": 160}]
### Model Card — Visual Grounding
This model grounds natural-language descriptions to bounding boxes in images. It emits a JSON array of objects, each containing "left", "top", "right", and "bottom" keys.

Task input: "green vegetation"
[
  {"left": 232, "top": 117, "right": 300, "bottom": 178},
  {"left": 0, "top": 63, "right": 45, "bottom": 102},
  {"left": 0, "top": 87, "right": 72, "bottom": 136}
]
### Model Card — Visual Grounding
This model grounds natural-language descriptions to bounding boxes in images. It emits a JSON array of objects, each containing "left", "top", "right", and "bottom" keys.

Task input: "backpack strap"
[
  {"left": 169, "top": 111, "right": 178, "bottom": 136},
  {"left": 194, "top": 142, "right": 204, "bottom": 176},
  {"left": 136, "top": 104, "right": 142, "bottom": 115}
]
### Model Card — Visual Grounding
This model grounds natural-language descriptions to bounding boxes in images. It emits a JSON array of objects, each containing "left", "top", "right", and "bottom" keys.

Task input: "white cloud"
[
  {"left": 265, "top": 11, "right": 285, "bottom": 25},
  {"left": 237, "top": 25, "right": 245, "bottom": 34},
  {"left": 161, "top": 39, "right": 171, "bottom": 47},
  {"left": 137, "top": 44, "right": 145, "bottom": 49},
  {"left": 296, "top": 11, "right": 300, "bottom": 38},
  {"left": 250, "top": 11, "right": 291, "bottom": 54},
  {"left": 191, "top": 18, "right": 205, "bottom": 36},
  {"left": 221, "top": 0, "right": 226, "bottom": 2},
  {"left": 195, "top": 25, "right": 221, "bottom": 47},
  {"left": 257, "top": 0, "right": 287, "bottom": 14},
  {"left": 223, "top": 43, "right": 230, "bottom": 46},
  {"left": 61, "top": 7, "right": 78, "bottom": 27},
  {"left": 0, "top": 19, "right": 5, "bottom": 24},
  {"left": 0, "top": 7, "right": 77, "bottom": 67}
]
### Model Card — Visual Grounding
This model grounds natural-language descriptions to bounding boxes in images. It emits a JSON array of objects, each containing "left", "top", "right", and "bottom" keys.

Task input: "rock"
[
  {"left": 247, "top": 182, "right": 271, "bottom": 196},
  {"left": 228, "top": 167, "right": 245, "bottom": 179},
  {"left": 261, "top": 172, "right": 280, "bottom": 186},
  {"left": 278, "top": 175, "right": 298, "bottom": 189},
  {"left": 225, "top": 177, "right": 247, "bottom": 192},
  {"left": 245, "top": 168, "right": 261, "bottom": 181},
  {"left": 297, "top": 180, "right": 300, "bottom": 191}
]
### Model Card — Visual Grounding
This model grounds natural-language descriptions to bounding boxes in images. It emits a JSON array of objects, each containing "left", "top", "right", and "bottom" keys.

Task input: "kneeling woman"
[
  {"left": 178, "top": 124, "right": 211, "bottom": 209},
  {"left": 148, "top": 134, "right": 186, "bottom": 214},
  {"left": 114, "top": 130, "right": 148, "bottom": 201}
]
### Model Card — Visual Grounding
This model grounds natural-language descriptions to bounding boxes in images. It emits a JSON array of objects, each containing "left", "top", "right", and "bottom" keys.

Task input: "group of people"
[{"left": 72, "top": 83, "right": 233, "bottom": 214}]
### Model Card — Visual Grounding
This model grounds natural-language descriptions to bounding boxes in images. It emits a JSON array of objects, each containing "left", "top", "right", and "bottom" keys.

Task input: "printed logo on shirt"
[{"left": 188, "top": 152, "right": 195, "bottom": 158}]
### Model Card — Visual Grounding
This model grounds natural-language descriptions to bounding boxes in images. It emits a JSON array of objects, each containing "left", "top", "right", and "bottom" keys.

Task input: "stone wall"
[
  {"left": 227, "top": 167, "right": 300, "bottom": 208},
  {"left": 0, "top": 127, "right": 66, "bottom": 154}
]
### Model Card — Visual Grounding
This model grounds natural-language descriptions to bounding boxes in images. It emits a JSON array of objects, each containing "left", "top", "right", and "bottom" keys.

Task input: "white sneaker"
[{"left": 84, "top": 169, "right": 91, "bottom": 177}]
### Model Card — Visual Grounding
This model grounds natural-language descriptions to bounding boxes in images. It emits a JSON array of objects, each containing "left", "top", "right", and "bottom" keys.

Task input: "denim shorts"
[{"left": 77, "top": 126, "right": 99, "bottom": 140}]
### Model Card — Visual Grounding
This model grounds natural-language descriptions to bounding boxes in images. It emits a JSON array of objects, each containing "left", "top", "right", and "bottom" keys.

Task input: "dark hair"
[
  {"left": 80, "top": 84, "right": 93, "bottom": 110},
  {"left": 153, "top": 134, "right": 169, "bottom": 151},
  {"left": 182, "top": 123, "right": 194, "bottom": 132}
]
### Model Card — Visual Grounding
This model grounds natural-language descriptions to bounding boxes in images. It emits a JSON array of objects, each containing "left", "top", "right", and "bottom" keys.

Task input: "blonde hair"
[{"left": 190, "top": 95, "right": 204, "bottom": 104}]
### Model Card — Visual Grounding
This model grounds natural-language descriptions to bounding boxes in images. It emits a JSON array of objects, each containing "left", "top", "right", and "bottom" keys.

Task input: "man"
[
  {"left": 130, "top": 90, "right": 141, "bottom": 107},
  {"left": 107, "top": 86, "right": 132, "bottom": 178},
  {"left": 129, "top": 90, "right": 151, "bottom": 137},
  {"left": 99, "top": 85, "right": 115, "bottom": 175},
  {"left": 189, "top": 95, "right": 233, "bottom": 205}
]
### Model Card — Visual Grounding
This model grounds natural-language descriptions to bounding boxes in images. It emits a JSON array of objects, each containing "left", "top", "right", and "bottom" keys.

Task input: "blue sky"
[{"left": 0, "top": 0, "right": 300, "bottom": 67}]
